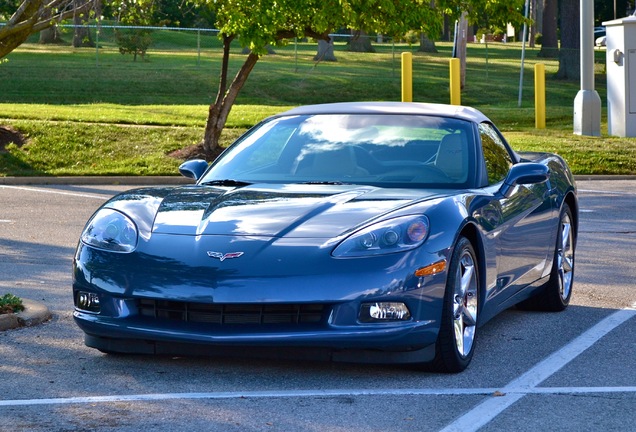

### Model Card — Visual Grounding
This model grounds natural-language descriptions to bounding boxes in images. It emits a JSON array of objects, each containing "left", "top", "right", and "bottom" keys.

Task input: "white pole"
[
  {"left": 573, "top": 0, "right": 601, "bottom": 136},
  {"left": 518, "top": 0, "right": 530, "bottom": 107}
]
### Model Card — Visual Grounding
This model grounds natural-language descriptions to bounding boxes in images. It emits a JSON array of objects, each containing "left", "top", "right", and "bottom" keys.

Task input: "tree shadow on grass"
[{"left": 0, "top": 125, "right": 46, "bottom": 176}]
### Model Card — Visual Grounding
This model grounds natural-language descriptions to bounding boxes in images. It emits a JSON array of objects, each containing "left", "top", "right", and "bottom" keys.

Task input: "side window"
[{"left": 479, "top": 123, "right": 513, "bottom": 185}]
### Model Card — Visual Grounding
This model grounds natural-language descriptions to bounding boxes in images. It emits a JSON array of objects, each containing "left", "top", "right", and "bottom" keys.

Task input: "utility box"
[{"left": 604, "top": 16, "right": 636, "bottom": 137}]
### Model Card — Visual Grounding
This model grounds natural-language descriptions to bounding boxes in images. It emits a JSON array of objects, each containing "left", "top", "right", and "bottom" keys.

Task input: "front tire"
[{"left": 430, "top": 236, "right": 479, "bottom": 373}]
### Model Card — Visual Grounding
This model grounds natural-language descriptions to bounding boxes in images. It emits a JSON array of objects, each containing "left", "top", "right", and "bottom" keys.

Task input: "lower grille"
[{"left": 137, "top": 299, "right": 326, "bottom": 325}]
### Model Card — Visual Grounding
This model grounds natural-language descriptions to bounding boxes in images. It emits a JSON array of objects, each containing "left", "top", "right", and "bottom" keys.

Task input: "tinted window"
[{"left": 479, "top": 123, "right": 513, "bottom": 185}]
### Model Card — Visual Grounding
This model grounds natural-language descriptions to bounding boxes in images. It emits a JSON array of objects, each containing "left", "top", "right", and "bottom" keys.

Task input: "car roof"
[{"left": 276, "top": 102, "right": 491, "bottom": 124}]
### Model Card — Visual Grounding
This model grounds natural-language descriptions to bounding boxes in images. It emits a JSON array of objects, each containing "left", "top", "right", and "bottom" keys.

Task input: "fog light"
[
  {"left": 77, "top": 291, "right": 101, "bottom": 313},
  {"left": 359, "top": 302, "right": 411, "bottom": 322}
]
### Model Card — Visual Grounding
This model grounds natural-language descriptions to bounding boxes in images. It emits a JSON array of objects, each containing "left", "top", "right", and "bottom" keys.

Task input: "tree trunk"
[
  {"left": 556, "top": 0, "right": 580, "bottom": 80},
  {"left": 242, "top": 45, "right": 275, "bottom": 55},
  {"left": 199, "top": 30, "right": 331, "bottom": 161},
  {"left": 529, "top": 0, "right": 536, "bottom": 48},
  {"left": 538, "top": 0, "right": 558, "bottom": 58},
  {"left": 454, "top": 12, "right": 468, "bottom": 89},
  {"left": 348, "top": 30, "right": 375, "bottom": 52},
  {"left": 418, "top": 33, "right": 438, "bottom": 53},
  {"left": 202, "top": 36, "right": 260, "bottom": 160},
  {"left": 39, "top": 6, "right": 63, "bottom": 44},
  {"left": 72, "top": 0, "right": 94, "bottom": 47},
  {"left": 314, "top": 39, "right": 337, "bottom": 61},
  {"left": 39, "top": 26, "right": 65, "bottom": 44}
]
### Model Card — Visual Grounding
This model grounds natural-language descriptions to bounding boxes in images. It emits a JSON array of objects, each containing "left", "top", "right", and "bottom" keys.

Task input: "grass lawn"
[{"left": 1, "top": 28, "right": 634, "bottom": 176}]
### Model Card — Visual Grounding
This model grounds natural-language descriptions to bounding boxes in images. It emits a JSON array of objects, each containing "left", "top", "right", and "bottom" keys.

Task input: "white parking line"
[
  {"left": 1, "top": 385, "right": 636, "bottom": 408},
  {"left": 440, "top": 303, "right": 636, "bottom": 432},
  {"left": 0, "top": 305, "right": 634, "bottom": 410},
  {"left": 0, "top": 185, "right": 108, "bottom": 200},
  {"left": 579, "top": 189, "right": 636, "bottom": 196}
]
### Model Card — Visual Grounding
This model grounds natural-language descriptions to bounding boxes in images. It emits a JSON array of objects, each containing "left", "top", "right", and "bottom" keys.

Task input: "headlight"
[
  {"left": 332, "top": 215, "right": 429, "bottom": 257},
  {"left": 81, "top": 209, "right": 138, "bottom": 253}
]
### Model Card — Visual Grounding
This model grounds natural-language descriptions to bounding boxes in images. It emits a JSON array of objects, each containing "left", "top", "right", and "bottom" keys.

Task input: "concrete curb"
[
  {"left": 0, "top": 176, "right": 192, "bottom": 186},
  {"left": 0, "top": 299, "right": 52, "bottom": 331}
]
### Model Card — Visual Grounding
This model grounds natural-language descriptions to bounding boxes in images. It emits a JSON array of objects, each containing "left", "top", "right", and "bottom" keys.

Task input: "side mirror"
[
  {"left": 179, "top": 159, "right": 209, "bottom": 181},
  {"left": 501, "top": 162, "right": 549, "bottom": 197}
]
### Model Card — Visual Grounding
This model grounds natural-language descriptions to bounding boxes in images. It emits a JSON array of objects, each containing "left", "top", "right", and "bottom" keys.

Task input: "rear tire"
[
  {"left": 429, "top": 236, "right": 479, "bottom": 373},
  {"left": 518, "top": 203, "right": 575, "bottom": 312}
]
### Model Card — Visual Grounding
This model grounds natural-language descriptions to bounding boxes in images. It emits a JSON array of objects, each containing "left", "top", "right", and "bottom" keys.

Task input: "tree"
[
  {"left": 196, "top": 0, "right": 442, "bottom": 160},
  {"left": 419, "top": 0, "right": 438, "bottom": 52},
  {"left": 455, "top": 0, "right": 526, "bottom": 34},
  {"left": 556, "top": 0, "right": 580, "bottom": 80},
  {"left": 113, "top": 0, "right": 156, "bottom": 61},
  {"left": 418, "top": 33, "right": 438, "bottom": 53},
  {"left": 73, "top": 0, "right": 96, "bottom": 47},
  {"left": 39, "top": 25, "right": 65, "bottom": 44},
  {"left": 0, "top": 0, "right": 94, "bottom": 59},
  {"left": 538, "top": 0, "right": 558, "bottom": 58},
  {"left": 348, "top": 30, "right": 375, "bottom": 52},
  {"left": 528, "top": 0, "right": 536, "bottom": 47},
  {"left": 595, "top": 0, "right": 628, "bottom": 24},
  {"left": 439, "top": 0, "right": 525, "bottom": 88},
  {"left": 314, "top": 39, "right": 337, "bottom": 62}
]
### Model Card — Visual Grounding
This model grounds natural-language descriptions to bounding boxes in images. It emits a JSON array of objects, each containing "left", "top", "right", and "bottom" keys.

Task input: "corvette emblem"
[{"left": 207, "top": 251, "right": 244, "bottom": 261}]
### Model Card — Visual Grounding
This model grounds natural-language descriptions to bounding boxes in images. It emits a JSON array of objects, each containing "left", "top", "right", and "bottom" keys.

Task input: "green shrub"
[
  {"left": 0, "top": 293, "right": 24, "bottom": 314},
  {"left": 114, "top": 29, "right": 153, "bottom": 61}
]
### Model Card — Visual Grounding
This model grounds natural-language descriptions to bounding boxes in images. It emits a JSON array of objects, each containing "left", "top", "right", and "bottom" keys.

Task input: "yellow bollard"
[
  {"left": 535, "top": 63, "right": 546, "bottom": 129},
  {"left": 449, "top": 58, "right": 461, "bottom": 106},
  {"left": 401, "top": 52, "right": 413, "bottom": 102}
]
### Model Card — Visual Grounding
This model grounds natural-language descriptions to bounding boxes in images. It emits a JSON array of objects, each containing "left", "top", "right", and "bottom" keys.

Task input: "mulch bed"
[{"left": 0, "top": 126, "right": 27, "bottom": 152}]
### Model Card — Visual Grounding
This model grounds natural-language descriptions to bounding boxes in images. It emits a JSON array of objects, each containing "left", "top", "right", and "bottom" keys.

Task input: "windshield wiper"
[
  {"left": 201, "top": 179, "right": 252, "bottom": 187},
  {"left": 301, "top": 181, "right": 347, "bottom": 185}
]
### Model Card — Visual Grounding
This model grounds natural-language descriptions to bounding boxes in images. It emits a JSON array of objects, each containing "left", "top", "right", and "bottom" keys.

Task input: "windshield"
[{"left": 200, "top": 114, "right": 475, "bottom": 188}]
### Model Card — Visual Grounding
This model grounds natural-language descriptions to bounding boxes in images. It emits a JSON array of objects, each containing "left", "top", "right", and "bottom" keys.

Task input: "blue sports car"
[{"left": 73, "top": 102, "right": 577, "bottom": 372}]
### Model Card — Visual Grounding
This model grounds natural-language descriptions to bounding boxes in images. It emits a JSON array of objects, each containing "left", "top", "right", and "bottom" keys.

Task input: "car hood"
[{"left": 108, "top": 184, "right": 446, "bottom": 238}]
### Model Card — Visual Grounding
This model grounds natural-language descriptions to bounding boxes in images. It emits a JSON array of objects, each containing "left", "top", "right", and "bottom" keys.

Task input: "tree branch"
[
  {"left": 215, "top": 34, "right": 235, "bottom": 107},
  {"left": 7, "top": 0, "right": 40, "bottom": 27},
  {"left": 275, "top": 28, "right": 330, "bottom": 42}
]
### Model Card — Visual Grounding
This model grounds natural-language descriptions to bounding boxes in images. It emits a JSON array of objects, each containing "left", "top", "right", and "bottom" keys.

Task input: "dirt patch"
[
  {"left": 168, "top": 143, "right": 224, "bottom": 162},
  {"left": 0, "top": 126, "right": 27, "bottom": 152}
]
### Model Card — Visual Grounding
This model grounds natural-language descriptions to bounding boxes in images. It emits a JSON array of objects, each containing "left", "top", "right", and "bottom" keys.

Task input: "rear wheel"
[
  {"left": 518, "top": 203, "right": 575, "bottom": 311},
  {"left": 430, "top": 236, "right": 479, "bottom": 373}
]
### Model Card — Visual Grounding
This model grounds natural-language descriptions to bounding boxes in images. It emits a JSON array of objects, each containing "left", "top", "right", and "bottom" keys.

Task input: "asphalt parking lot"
[{"left": 0, "top": 179, "right": 635, "bottom": 431}]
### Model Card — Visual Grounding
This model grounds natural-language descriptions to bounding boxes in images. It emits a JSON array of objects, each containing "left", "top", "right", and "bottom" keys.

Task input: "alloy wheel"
[{"left": 453, "top": 250, "right": 478, "bottom": 357}]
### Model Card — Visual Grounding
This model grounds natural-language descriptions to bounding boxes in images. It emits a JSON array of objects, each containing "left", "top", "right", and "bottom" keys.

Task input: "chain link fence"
[{"left": 1, "top": 22, "right": 607, "bottom": 111}]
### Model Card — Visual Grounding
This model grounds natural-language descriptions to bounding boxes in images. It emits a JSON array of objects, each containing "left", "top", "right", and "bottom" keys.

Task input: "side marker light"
[{"left": 415, "top": 260, "right": 447, "bottom": 277}]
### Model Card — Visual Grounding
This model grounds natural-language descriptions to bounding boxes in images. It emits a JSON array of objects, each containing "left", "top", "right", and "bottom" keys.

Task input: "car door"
[{"left": 478, "top": 123, "right": 555, "bottom": 302}]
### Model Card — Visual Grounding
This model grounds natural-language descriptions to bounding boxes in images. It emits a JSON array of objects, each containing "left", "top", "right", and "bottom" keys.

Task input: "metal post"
[
  {"left": 95, "top": 16, "right": 101, "bottom": 67},
  {"left": 392, "top": 41, "right": 395, "bottom": 79},
  {"left": 535, "top": 63, "right": 546, "bottom": 128},
  {"left": 294, "top": 38, "right": 298, "bottom": 73},
  {"left": 401, "top": 52, "right": 413, "bottom": 102},
  {"left": 518, "top": 0, "right": 530, "bottom": 107},
  {"left": 573, "top": 0, "right": 601, "bottom": 136},
  {"left": 450, "top": 58, "right": 461, "bottom": 105},
  {"left": 197, "top": 30, "right": 201, "bottom": 67}
]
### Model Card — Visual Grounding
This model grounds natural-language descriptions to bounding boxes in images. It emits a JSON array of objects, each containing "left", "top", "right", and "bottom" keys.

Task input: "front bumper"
[{"left": 73, "top": 233, "right": 449, "bottom": 363}]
